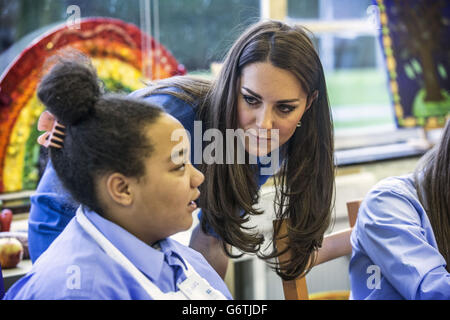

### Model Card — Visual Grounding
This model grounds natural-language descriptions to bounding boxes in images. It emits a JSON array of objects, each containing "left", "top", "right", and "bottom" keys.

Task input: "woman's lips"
[
  {"left": 247, "top": 134, "right": 271, "bottom": 141},
  {"left": 253, "top": 136, "right": 272, "bottom": 146}
]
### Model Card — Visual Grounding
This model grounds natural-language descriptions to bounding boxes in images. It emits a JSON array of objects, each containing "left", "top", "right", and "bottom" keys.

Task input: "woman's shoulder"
[
  {"left": 133, "top": 86, "right": 195, "bottom": 106},
  {"left": 130, "top": 86, "right": 200, "bottom": 129}
]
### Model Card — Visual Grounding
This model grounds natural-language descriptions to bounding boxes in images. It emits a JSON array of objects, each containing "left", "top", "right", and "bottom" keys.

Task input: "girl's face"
[
  {"left": 131, "top": 114, "right": 204, "bottom": 244},
  {"left": 237, "top": 62, "right": 311, "bottom": 157}
]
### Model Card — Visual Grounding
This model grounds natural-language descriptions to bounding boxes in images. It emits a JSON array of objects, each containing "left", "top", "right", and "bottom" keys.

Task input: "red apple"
[
  {"left": 0, "top": 237, "right": 23, "bottom": 269},
  {"left": 0, "top": 232, "right": 29, "bottom": 260},
  {"left": 0, "top": 209, "right": 13, "bottom": 232}
]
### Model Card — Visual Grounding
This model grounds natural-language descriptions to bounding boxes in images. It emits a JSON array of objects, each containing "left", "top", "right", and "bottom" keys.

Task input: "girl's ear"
[
  {"left": 305, "top": 90, "right": 319, "bottom": 112},
  {"left": 105, "top": 173, "right": 133, "bottom": 206}
]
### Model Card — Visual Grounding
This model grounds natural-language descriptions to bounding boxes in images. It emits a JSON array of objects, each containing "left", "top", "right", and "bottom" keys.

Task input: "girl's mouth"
[{"left": 188, "top": 200, "right": 197, "bottom": 210}]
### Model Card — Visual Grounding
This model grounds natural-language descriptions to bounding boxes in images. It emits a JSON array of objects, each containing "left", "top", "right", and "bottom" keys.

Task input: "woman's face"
[
  {"left": 237, "top": 62, "right": 311, "bottom": 157},
  {"left": 131, "top": 114, "right": 204, "bottom": 244}
]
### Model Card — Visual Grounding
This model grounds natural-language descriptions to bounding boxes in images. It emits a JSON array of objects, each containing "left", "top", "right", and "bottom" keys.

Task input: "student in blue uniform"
[
  {"left": 349, "top": 120, "right": 450, "bottom": 300},
  {"left": 4, "top": 53, "right": 231, "bottom": 300},
  {"left": 28, "top": 20, "right": 335, "bottom": 281}
]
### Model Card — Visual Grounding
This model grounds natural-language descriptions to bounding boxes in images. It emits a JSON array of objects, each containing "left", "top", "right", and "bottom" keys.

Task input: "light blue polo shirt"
[
  {"left": 349, "top": 174, "right": 450, "bottom": 300},
  {"left": 4, "top": 207, "right": 232, "bottom": 300}
]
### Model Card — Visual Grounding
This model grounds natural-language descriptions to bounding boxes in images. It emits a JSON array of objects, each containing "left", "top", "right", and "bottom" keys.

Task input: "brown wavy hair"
[
  {"left": 201, "top": 20, "right": 334, "bottom": 280},
  {"left": 137, "top": 20, "right": 335, "bottom": 280},
  {"left": 415, "top": 120, "right": 450, "bottom": 272}
]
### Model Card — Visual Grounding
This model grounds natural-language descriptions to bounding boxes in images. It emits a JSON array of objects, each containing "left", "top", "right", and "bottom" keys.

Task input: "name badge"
[{"left": 177, "top": 273, "right": 225, "bottom": 300}]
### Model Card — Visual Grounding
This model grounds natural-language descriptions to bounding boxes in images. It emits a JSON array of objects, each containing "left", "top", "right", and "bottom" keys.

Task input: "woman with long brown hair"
[
  {"left": 349, "top": 120, "right": 450, "bottom": 299},
  {"left": 29, "top": 20, "right": 335, "bottom": 282}
]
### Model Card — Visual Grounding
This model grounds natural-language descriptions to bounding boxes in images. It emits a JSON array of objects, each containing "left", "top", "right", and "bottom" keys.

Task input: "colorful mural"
[{"left": 0, "top": 18, "right": 186, "bottom": 193}]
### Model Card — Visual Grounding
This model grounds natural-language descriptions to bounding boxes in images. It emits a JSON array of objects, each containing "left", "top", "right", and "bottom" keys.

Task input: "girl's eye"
[
  {"left": 243, "top": 94, "right": 259, "bottom": 106},
  {"left": 278, "top": 104, "right": 295, "bottom": 114},
  {"left": 173, "top": 163, "right": 186, "bottom": 172}
]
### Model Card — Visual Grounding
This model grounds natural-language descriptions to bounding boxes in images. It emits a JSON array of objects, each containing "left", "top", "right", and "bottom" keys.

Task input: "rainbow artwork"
[{"left": 0, "top": 18, "right": 186, "bottom": 193}]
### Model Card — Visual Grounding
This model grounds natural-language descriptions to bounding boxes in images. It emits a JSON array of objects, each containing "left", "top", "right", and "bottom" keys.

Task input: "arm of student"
[
  {"left": 357, "top": 187, "right": 450, "bottom": 300},
  {"left": 189, "top": 223, "right": 229, "bottom": 279}
]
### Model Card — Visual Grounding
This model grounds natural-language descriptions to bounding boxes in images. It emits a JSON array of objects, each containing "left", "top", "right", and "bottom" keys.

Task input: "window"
[
  {"left": 284, "top": 0, "right": 435, "bottom": 163},
  {"left": 287, "top": 0, "right": 397, "bottom": 141},
  {"left": 0, "top": 0, "right": 260, "bottom": 73}
]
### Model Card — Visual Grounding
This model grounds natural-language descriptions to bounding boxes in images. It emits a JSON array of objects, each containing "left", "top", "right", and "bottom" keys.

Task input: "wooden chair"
[
  {"left": 274, "top": 199, "right": 362, "bottom": 300},
  {"left": 346, "top": 199, "right": 361, "bottom": 228}
]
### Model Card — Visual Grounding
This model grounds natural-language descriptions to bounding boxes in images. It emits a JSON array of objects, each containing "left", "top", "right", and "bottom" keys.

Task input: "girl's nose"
[{"left": 190, "top": 165, "right": 205, "bottom": 188}]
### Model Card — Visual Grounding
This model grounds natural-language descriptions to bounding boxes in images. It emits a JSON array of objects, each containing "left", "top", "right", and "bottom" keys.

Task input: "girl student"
[
  {"left": 29, "top": 20, "right": 336, "bottom": 281},
  {"left": 349, "top": 120, "right": 450, "bottom": 300},
  {"left": 4, "top": 53, "right": 231, "bottom": 299}
]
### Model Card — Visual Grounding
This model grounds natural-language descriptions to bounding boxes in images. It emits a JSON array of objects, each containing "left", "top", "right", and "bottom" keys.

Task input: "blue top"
[
  {"left": 0, "top": 264, "right": 4, "bottom": 299},
  {"left": 4, "top": 207, "right": 232, "bottom": 300},
  {"left": 349, "top": 174, "right": 450, "bottom": 300},
  {"left": 28, "top": 90, "right": 278, "bottom": 262}
]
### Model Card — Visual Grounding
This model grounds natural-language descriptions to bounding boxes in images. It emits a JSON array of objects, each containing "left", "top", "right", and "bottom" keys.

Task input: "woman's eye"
[
  {"left": 278, "top": 104, "right": 295, "bottom": 114},
  {"left": 243, "top": 95, "right": 259, "bottom": 105}
]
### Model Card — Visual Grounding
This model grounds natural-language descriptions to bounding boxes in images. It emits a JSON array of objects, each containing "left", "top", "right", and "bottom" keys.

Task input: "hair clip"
[{"left": 37, "top": 111, "right": 65, "bottom": 149}]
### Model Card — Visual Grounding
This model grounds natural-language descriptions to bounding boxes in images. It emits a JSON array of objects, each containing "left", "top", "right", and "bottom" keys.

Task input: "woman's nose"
[
  {"left": 190, "top": 165, "right": 205, "bottom": 188},
  {"left": 255, "top": 105, "right": 273, "bottom": 130}
]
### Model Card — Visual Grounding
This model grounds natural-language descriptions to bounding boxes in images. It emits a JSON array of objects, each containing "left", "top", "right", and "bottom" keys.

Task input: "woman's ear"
[
  {"left": 305, "top": 90, "right": 319, "bottom": 112},
  {"left": 105, "top": 173, "right": 133, "bottom": 206}
]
